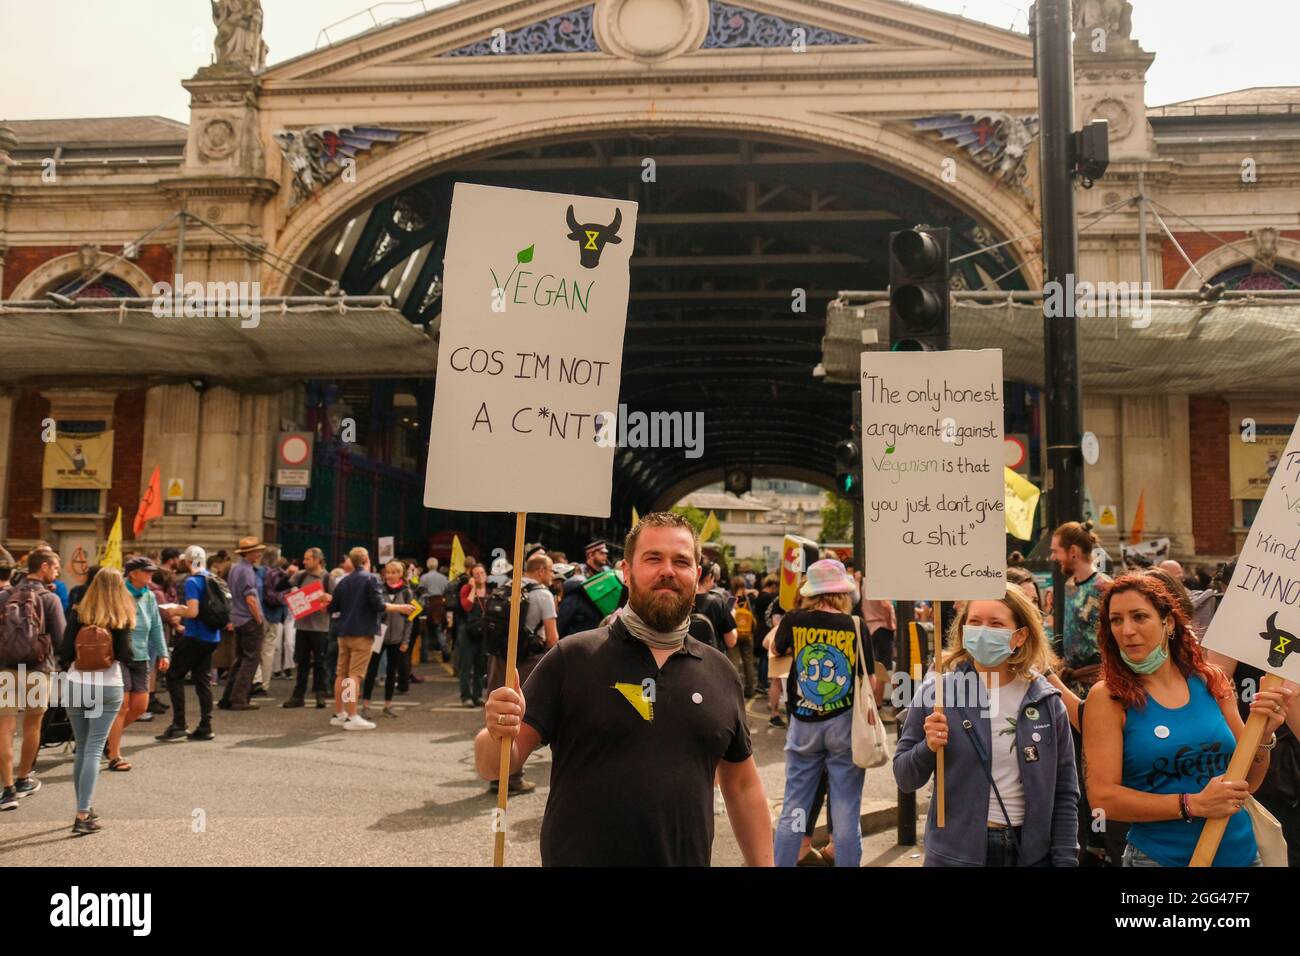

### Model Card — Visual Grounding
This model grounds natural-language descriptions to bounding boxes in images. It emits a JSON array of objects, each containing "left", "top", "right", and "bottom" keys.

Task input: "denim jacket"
[{"left": 893, "top": 662, "right": 1079, "bottom": 867}]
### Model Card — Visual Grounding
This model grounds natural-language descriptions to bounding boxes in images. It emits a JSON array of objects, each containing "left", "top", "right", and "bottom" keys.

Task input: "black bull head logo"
[
  {"left": 1260, "top": 611, "right": 1298, "bottom": 669},
  {"left": 565, "top": 205, "right": 622, "bottom": 268}
]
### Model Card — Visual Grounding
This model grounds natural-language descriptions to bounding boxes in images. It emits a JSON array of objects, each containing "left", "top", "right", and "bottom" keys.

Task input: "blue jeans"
[
  {"left": 774, "top": 710, "right": 865, "bottom": 867},
  {"left": 68, "top": 684, "right": 123, "bottom": 814},
  {"left": 1122, "top": 843, "right": 1263, "bottom": 868}
]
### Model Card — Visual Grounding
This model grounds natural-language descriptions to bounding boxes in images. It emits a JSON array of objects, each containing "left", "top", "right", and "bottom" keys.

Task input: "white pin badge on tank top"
[
  {"left": 1154, "top": 725, "right": 1170, "bottom": 739},
  {"left": 691, "top": 692, "right": 702, "bottom": 704}
]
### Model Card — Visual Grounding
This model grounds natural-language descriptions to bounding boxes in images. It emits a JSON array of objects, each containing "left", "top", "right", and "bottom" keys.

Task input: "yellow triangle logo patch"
[{"left": 613, "top": 682, "right": 653, "bottom": 721}]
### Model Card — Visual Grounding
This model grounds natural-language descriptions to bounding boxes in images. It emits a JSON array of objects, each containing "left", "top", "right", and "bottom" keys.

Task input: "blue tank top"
[{"left": 1121, "top": 674, "right": 1256, "bottom": 867}]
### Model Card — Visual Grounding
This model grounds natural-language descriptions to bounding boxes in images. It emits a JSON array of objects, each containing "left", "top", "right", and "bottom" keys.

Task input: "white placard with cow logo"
[
  {"left": 424, "top": 183, "right": 637, "bottom": 516},
  {"left": 1202, "top": 414, "right": 1300, "bottom": 680}
]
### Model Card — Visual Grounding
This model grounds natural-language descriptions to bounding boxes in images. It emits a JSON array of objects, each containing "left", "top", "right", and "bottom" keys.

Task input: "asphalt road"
[{"left": 1, "top": 662, "right": 926, "bottom": 867}]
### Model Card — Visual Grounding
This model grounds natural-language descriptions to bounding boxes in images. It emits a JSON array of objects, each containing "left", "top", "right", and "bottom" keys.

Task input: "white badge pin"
[
  {"left": 692, "top": 692, "right": 703, "bottom": 704},
  {"left": 1154, "top": 725, "right": 1170, "bottom": 739},
  {"left": 1031, "top": 732, "right": 1042, "bottom": 742},
  {"left": 1024, "top": 706, "right": 1039, "bottom": 720}
]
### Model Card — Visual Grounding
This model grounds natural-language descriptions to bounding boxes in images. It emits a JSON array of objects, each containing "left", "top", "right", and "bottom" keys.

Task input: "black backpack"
[
  {"left": 483, "top": 581, "right": 545, "bottom": 658},
  {"left": 198, "top": 574, "right": 232, "bottom": 630},
  {"left": 688, "top": 610, "right": 717, "bottom": 649}
]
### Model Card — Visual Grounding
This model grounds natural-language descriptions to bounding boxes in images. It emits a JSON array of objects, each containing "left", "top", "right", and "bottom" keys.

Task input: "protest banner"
[
  {"left": 424, "top": 183, "right": 637, "bottom": 866},
  {"left": 779, "top": 534, "right": 820, "bottom": 612},
  {"left": 860, "top": 349, "right": 1007, "bottom": 826},
  {"left": 1193, "top": 413, "right": 1300, "bottom": 864},
  {"left": 859, "top": 350, "right": 1006, "bottom": 601},
  {"left": 285, "top": 581, "right": 326, "bottom": 621},
  {"left": 44, "top": 430, "right": 114, "bottom": 489},
  {"left": 424, "top": 182, "right": 636, "bottom": 517},
  {"left": 378, "top": 536, "right": 394, "bottom": 565}
]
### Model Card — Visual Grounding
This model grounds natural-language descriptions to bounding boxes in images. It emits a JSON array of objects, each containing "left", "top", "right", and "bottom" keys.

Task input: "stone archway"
[
  {"left": 267, "top": 110, "right": 1042, "bottom": 295},
  {"left": 9, "top": 251, "right": 155, "bottom": 301}
]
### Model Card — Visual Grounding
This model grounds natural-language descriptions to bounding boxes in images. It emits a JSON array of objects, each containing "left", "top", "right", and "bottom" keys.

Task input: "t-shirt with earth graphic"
[{"left": 772, "top": 608, "right": 873, "bottom": 722}]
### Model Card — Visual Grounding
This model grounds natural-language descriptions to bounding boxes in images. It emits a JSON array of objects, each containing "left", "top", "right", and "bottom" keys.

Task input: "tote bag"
[{"left": 851, "top": 617, "right": 890, "bottom": 769}]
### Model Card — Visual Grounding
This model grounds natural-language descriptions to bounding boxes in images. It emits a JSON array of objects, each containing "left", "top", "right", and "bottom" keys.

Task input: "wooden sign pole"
[
  {"left": 1189, "top": 672, "right": 1283, "bottom": 866},
  {"left": 491, "top": 511, "right": 528, "bottom": 868},
  {"left": 933, "top": 600, "right": 945, "bottom": 828}
]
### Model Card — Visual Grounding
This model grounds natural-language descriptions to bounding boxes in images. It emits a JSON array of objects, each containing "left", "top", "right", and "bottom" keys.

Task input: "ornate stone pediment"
[{"left": 262, "top": 0, "right": 1031, "bottom": 82}]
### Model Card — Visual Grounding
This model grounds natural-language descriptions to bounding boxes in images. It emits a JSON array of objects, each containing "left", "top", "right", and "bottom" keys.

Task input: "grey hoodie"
[{"left": 893, "top": 662, "right": 1080, "bottom": 867}]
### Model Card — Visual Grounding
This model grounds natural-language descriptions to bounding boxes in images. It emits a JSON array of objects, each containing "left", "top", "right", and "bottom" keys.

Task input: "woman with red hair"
[{"left": 1083, "top": 574, "right": 1295, "bottom": 866}]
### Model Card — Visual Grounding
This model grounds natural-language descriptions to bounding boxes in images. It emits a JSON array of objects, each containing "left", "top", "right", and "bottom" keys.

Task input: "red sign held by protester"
[{"left": 285, "top": 581, "right": 326, "bottom": 621}]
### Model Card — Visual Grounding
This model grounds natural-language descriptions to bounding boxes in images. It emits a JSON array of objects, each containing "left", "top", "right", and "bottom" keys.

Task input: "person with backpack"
[
  {"left": 156, "top": 546, "right": 228, "bottom": 742},
  {"left": 482, "top": 552, "right": 558, "bottom": 796},
  {"left": 102, "top": 556, "right": 170, "bottom": 771},
  {"left": 0, "top": 547, "right": 66, "bottom": 811},
  {"left": 730, "top": 576, "right": 758, "bottom": 699},
  {"left": 360, "top": 561, "right": 415, "bottom": 721},
  {"left": 458, "top": 564, "right": 490, "bottom": 707},
  {"left": 58, "top": 566, "right": 134, "bottom": 835}
]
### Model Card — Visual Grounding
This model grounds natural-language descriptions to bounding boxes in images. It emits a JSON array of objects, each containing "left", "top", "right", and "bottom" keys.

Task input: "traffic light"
[
  {"left": 889, "top": 227, "right": 951, "bottom": 351},
  {"left": 834, "top": 439, "right": 860, "bottom": 496},
  {"left": 834, "top": 391, "right": 863, "bottom": 497}
]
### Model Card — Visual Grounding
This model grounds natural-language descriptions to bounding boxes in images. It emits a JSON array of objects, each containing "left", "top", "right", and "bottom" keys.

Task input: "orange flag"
[
  {"left": 134, "top": 466, "right": 163, "bottom": 536},
  {"left": 1128, "top": 489, "right": 1146, "bottom": 545}
]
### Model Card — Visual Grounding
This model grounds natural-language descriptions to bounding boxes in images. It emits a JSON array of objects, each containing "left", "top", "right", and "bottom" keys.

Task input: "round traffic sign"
[
  {"left": 1003, "top": 436, "right": 1027, "bottom": 470},
  {"left": 280, "top": 434, "right": 310, "bottom": 467}
]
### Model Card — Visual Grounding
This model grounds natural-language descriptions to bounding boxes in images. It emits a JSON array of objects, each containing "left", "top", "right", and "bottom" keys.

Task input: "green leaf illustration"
[
  {"left": 885, "top": 444, "right": 895, "bottom": 454},
  {"left": 517, "top": 244, "right": 535, "bottom": 264}
]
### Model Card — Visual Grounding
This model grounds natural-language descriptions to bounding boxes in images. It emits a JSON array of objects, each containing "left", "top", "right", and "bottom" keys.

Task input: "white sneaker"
[
  {"left": 329, "top": 712, "right": 348, "bottom": 726},
  {"left": 713, "top": 786, "right": 725, "bottom": 816},
  {"left": 343, "top": 714, "right": 376, "bottom": 731}
]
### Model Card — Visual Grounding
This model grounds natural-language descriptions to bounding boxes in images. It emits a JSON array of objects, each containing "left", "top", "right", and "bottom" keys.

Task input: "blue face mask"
[
  {"left": 1119, "top": 637, "right": 1169, "bottom": 675},
  {"left": 963, "top": 625, "right": 1018, "bottom": 668}
]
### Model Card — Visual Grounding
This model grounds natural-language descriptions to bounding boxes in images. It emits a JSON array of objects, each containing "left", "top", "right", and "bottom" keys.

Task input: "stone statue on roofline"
[
  {"left": 1073, "top": 0, "right": 1135, "bottom": 47},
  {"left": 211, "top": 0, "right": 268, "bottom": 71}
]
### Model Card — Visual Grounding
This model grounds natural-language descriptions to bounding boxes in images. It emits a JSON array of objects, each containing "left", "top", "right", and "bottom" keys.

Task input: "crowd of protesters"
[{"left": 2, "top": 513, "right": 1298, "bottom": 868}]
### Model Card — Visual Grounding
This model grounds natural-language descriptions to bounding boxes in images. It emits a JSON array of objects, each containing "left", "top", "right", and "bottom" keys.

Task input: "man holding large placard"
[{"left": 425, "top": 183, "right": 640, "bottom": 865}]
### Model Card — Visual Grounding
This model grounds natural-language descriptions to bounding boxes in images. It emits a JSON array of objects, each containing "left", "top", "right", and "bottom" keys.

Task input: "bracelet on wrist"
[
  {"left": 1178, "top": 792, "right": 1193, "bottom": 822},
  {"left": 1258, "top": 732, "right": 1278, "bottom": 753}
]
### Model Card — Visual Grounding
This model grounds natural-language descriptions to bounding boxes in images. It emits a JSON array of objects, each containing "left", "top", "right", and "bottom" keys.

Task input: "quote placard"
[
  {"left": 1202, "top": 415, "right": 1300, "bottom": 680},
  {"left": 424, "top": 183, "right": 637, "bottom": 516},
  {"left": 860, "top": 350, "right": 1006, "bottom": 601}
]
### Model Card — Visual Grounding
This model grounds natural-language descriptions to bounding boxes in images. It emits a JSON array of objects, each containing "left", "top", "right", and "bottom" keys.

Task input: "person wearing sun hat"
[
  {"left": 219, "top": 536, "right": 267, "bottom": 711},
  {"left": 770, "top": 558, "right": 876, "bottom": 867}
]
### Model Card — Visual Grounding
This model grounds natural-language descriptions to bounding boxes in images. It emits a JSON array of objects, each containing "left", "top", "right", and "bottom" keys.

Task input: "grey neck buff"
[{"left": 620, "top": 605, "right": 689, "bottom": 650}]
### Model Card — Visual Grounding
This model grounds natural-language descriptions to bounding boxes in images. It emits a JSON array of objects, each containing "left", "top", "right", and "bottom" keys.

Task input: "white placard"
[
  {"left": 377, "top": 536, "right": 394, "bottom": 565},
  {"left": 1202, "top": 415, "right": 1300, "bottom": 680},
  {"left": 424, "top": 182, "right": 637, "bottom": 516},
  {"left": 860, "top": 350, "right": 1006, "bottom": 601}
]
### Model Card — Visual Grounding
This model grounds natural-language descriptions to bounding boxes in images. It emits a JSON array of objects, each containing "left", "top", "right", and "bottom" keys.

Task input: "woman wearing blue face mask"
[
  {"left": 1083, "top": 574, "right": 1294, "bottom": 867},
  {"left": 894, "top": 584, "right": 1080, "bottom": 866}
]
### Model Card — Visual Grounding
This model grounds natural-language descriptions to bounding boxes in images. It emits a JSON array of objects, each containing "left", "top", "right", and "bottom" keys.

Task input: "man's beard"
[{"left": 628, "top": 575, "right": 694, "bottom": 632}]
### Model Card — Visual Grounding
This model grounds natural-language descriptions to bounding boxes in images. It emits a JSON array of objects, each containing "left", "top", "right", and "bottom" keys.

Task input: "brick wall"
[
  {"left": 6, "top": 389, "right": 50, "bottom": 540},
  {"left": 3, "top": 243, "right": 173, "bottom": 298},
  {"left": 107, "top": 389, "right": 147, "bottom": 541},
  {"left": 1162, "top": 230, "right": 1300, "bottom": 288},
  {"left": 1188, "top": 395, "right": 1234, "bottom": 555}
]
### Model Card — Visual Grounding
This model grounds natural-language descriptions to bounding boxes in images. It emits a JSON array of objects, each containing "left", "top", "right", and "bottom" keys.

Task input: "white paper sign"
[
  {"left": 377, "top": 536, "right": 394, "bottom": 565},
  {"left": 1202, "top": 415, "right": 1300, "bottom": 680},
  {"left": 860, "top": 350, "right": 1006, "bottom": 601},
  {"left": 424, "top": 183, "right": 637, "bottom": 516}
]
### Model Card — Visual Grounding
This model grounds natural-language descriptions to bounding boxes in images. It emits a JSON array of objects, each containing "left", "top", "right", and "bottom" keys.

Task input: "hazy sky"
[{"left": 0, "top": 0, "right": 1295, "bottom": 122}]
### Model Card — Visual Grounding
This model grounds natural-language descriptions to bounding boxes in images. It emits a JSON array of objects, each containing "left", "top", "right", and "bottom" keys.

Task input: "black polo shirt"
[{"left": 522, "top": 618, "right": 752, "bottom": 866}]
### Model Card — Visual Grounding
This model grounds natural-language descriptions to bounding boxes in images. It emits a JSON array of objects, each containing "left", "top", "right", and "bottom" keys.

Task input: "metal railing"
[{"left": 314, "top": 0, "right": 440, "bottom": 49}]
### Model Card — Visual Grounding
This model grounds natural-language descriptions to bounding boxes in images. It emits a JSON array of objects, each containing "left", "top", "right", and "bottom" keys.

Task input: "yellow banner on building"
[
  {"left": 43, "top": 430, "right": 114, "bottom": 489},
  {"left": 1230, "top": 428, "right": 1293, "bottom": 499}
]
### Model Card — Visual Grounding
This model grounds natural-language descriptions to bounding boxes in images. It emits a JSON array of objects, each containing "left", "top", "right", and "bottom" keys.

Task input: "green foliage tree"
[{"left": 818, "top": 492, "right": 854, "bottom": 544}]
